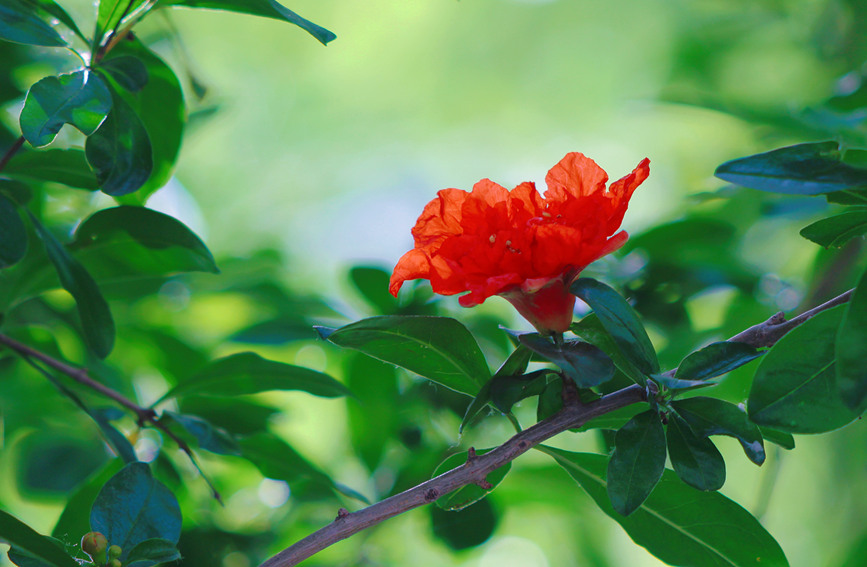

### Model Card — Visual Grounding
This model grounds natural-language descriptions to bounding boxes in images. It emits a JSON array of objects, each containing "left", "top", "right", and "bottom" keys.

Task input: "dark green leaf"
[
  {"left": 230, "top": 318, "right": 318, "bottom": 344},
  {"left": 570, "top": 312, "right": 647, "bottom": 383},
  {"left": 72, "top": 206, "right": 218, "bottom": 273},
  {"left": 53, "top": 460, "right": 124, "bottom": 541},
  {"left": 29, "top": 212, "right": 115, "bottom": 358},
  {"left": 100, "top": 55, "right": 149, "bottom": 92},
  {"left": 125, "top": 538, "right": 181, "bottom": 567},
  {"left": 825, "top": 188, "right": 867, "bottom": 205},
  {"left": 518, "top": 334, "right": 615, "bottom": 388},
  {"left": 675, "top": 341, "right": 763, "bottom": 381},
  {"left": 178, "top": 396, "right": 278, "bottom": 436},
  {"left": 0, "top": 0, "right": 66, "bottom": 46},
  {"left": 20, "top": 70, "right": 112, "bottom": 147},
  {"left": 321, "top": 315, "right": 490, "bottom": 396},
  {"left": 349, "top": 266, "right": 396, "bottom": 314},
  {"left": 570, "top": 278, "right": 659, "bottom": 377},
  {"left": 715, "top": 141, "right": 867, "bottom": 195},
  {"left": 158, "top": 0, "right": 336, "bottom": 45},
  {"left": 758, "top": 427, "right": 795, "bottom": 450},
  {"left": 0, "top": 510, "right": 78, "bottom": 567},
  {"left": 672, "top": 397, "right": 765, "bottom": 465},
  {"left": 837, "top": 267, "right": 867, "bottom": 412},
  {"left": 90, "top": 463, "right": 182, "bottom": 560},
  {"left": 19, "top": 0, "right": 85, "bottom": 41},
  {"left": 607, "top": 409, "right": 666, "bottom": 516},
  {"left": 432, "top": 448, "right": 511, "bottom": 511},
  {"left": 89, "top": 407, "right": 137, "bottom": 463},
  {"left": 542, "top": 448, "right": 790, "bottom": 567},
  {"left": 430, "top": 498, "right": 497, "bottom": 551},
  {"left": 666, "top": 413, "right": 725, "bottom": 491},
  {"left": 345, "top": 353, "right": 399, "bottom": 469},
  {"left": 461, "top": 380, "right": 494, "bottom": 433},
  {"left": 489, "top": 370, "right": 552, "bottom": 414},
  {"left": 162, "top": 411, "right": 240, "bottom": 456},
  {"left": 800, "top": 211, "right": 867, "bottom": 248},
  {"left": 749, "top": 306, "right": 858, "bottom": 433},
  {"left": 3, "top": 149, "right": 99, "bottom": 189},
  {"left": 85, "top": 87, "right": 153, "bottom": 196},
  {"left": 651, "top": 373, "right": 713, "bottom": 391},
  {"left": 7, "top": 539, "right": 73, "bottom": 567},
  {"left": 0, "top": 194, "right": 26, "bottom": 268}
]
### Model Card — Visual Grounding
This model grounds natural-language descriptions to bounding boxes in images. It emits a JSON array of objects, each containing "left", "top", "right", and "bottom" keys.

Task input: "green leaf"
[
  {"left": 89, "top": 407, "right": 137, "bottom": 463},
  {"left": 0, "top": 510, "right": 78, "bottom": 567},
  {"left": 29, "top": 212, "right": 115, "bottom": 358},
  {"left": 72, "top": 206, "right": 218, "bottom": 273},
  {"left": 20, "top": 70, "right": 112, "bottom": 147},
  {"left": 650, "top": 373, "right": 712, "bottom": 391},
  {"left": 162, "top": 351, "right": 351, "bottom": 401},
  {"left": 85, "top": 86, "right": 153, "bottom": 196},
  {"left": 19, "top": 0, "right": 85, "bottom": 41},
  {"left": 0, "top": 0, "right": 66, "bottom": 46},
  {"left": 345, "top": 353, "right": 399, "bottom": 470},
  {"left": 672, "top": 397, "right": 765, "bottom": 465},
  {"left": 825, "top": 187, "right": 867, "bottom": 205},
  {"left": 3, "top": 149, "right": 99, "bottom": 189},
  {"left": 349, "top": 266, "right": 396, "bottom": 314},
  {"left": 125, "top": 538, "right": 182, "bottom": 567},
  {"left": 837, "top": 267, "right": 867, "bottom": 413},
  {"left": 90, "top": 463, "right": 182, "bottom": 560},
  {"left": 570, "top": 278, "right": 659, "bottom": 377},
  {"left": 758, "top": 427, "right": 795, "bottom": 450},
  {"left": 0, "top": 194, "right": 27, "bottom": 268},
  {"left": 158, "top": 0, "right": 336, "bottom": 45},
  {"left": 430, "top": 498, "right": 497, "bottom": 551},
  {"left": 162, "top": 411, "right": 240, "bottom": 456},
  {"left": 675, "top": 341, "right": 763, "bottom": 381},
  {"left": 541, "top": 448, "right": 790, "bottom": 567},
  {"left": 518, "top": 334, "right": 615, "bottom": 388},
  {"left": 100, "top": 55, "right": 149, "bottom": 92},
  {"left": 321, "top": 315, "right": 490, "bottom": 396},
  {"left": 607, "top": 409, "right": 666, "bottom": 516},
  {"left": 489, "top": 369, "right": 552, "bottom": 414},
  {"left": 748, "top": 306, "right": 858, "bottom": 433},
  {"left": 432, "top": 448, "right": 511, "bottom": 511},
  {"left": 715, "top": 141, "right": 867, "bottom": 195},
  {"left": 665, "top": 412, "right": 725, "bottom": 491},
  {"left": 53, "top": 460, "right": 124, "bottom": 541},
  {"left": 800, "top": 210, "right": 867, "bottom": 248},
  {"left": 570, "top": 312, "right": 647, "bottom": 384}
]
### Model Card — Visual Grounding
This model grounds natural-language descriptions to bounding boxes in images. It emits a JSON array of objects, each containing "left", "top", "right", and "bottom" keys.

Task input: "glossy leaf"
[
  {"left": 53, "top": 460, "right": 124, "bottom": 541},
  {"left": 570, "top": 312, "right": 646, "bottom": 384},
  {"left": 0, "top": 194, "right": 26, "bottom": 268},
  {"left": 748, "top": 306, "right": 857, "bottom": 433},
  {"left": 837, "top": 267, "right": 867, "bottom": 412},
  {"left": 715, "top": 141, "right": 867, "bottom": 195},
  {"left": 72, "top": 206, "right": 218, "bottom": 273},
  {"left": 675, "top": 341, "right": 763, "bottom": 381},
  {"left": 100, "top": 55, "right": 149, "bottom": 92},
  {"left": 666, "top": 412, "right": 725, "bottom": 491},
  {"left": 158, "top": 0, "right": 336, "bottom": 45},
  {"left": 519, "top": 334, "right": 615, "bottom": 388},
  {"left": 607, "top": 409, "right": 666, "bottom": 516},
  {"left": 320, "top": 315, "right": 490, "bottom": 396},
  {"left": 0, "top": 0, "right": 66, "bottom": 46},
  {"left": 758, "top": 427, "right": 795, "bottom": 450},
  {"left": 29, "top": 212, "right": 115, "bottom": 358},
  {"left": 542, "top": 448, "right": 790, "bottom": 567},
  {"left": 85, "top": 87, "right": 153, "bottom": 196},
  {"left": 162, "top": 411, "right": 240, "bottom": 456},
  {"left": 570, "top": 278, "right": 659, "bottom": 377},
  {"left": 0, "top": 510, "right": 78, "bottom": 567},
  {"left": 125, "top": 538, "right": 181, "bottom": 567},
  {"left": 432, "top": 448, "right": 511, "bottom": 511},
  {"left": 460, "top": 346, "right": 532, "bottom": 431},
  {"left": 20, "top": 70, "right": 112, "bottom": 147},
  {"left": 651, "top": 373, "right": 713, "bottom": 391},
  {"left": 19, "top": 0, "right": 85, "bottom": 41},
  {"left": 162, "top": 351, "right": 351, "bottom": 401},
  {"left": 3, "top": 149, "right": 99, "bottom": 189},
  {"left": 90, "top": 463, "right": 182, "bottom": 561},
  {"left": 800, "top": 210, "right": 867, "bottom": 248},
  {"left": 672, "top": 397, "right": 765, "bottom": 465},
  {"left": 489, "top": 369, "right": 552, "bottom": 414}
]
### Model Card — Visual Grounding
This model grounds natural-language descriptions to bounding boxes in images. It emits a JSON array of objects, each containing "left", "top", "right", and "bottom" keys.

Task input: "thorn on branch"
[
  {"left": 475, "top": 478, "right": 493, "bottom": 490},
  {"left": 466, "top": 447, "right": 478, "bottom": 463}
]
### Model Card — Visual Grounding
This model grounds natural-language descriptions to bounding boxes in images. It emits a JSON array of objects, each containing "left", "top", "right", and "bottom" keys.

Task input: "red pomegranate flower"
[{"left": 389, "top": 152, "right": 650, "bottom": 334}]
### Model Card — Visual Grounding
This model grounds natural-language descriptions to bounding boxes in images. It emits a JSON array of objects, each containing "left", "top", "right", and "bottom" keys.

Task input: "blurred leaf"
[
  {"left": 607, "top": 409, "right": 666, "bottom": 516},
  {"left": 571, "top": 313, "right": 646, "bottom": 384},
  {"left": 125, "top": 538, "right": 181, "bottom": 567},
  {"left": 715, "top": 141, "right": 867, "bottom": 195},
  {"left": 672, "top": 397, "right": 765, "bottom": 466},
  {"left": 177, "top": 396, "right": 277, "bottom": 436},
  {"left": 749, "top": 306, "right": 857, "bottom": 433},
  {"left": 29, "top": 212, "right": 115, "bottom": 358},
  {"left": 72, "top": 206, "right": 218, "bottom": 273},
  {"left": 826, "top": 188, "right": 867, "bottom": 205},
  {"left": 349, "top": 265, "right": 396, "bottom": 314},
  {"left": 837, "top": 267, "right": 867, "bottom": 412},
  {"left": 665, "top": 412, "right": 725, "bottom": 491},
  {"left": 519, "top": 334, "right": 615, "bottom": 388},
  {"left": 229, "top": 318, "right": 317, "bottom": 344},
  {"left": 19, "top": 0, "right": 85, "bottom": 41},
  {"left": 0, "top": 512, "right": 76, "bottom": 567},
  {"left": 0, "top": 194, "right": 26, "bottom": 268},
  {"left": 163, "top": 351, "right": 350, "bottom": 401},
  {"left": 0, "top": 0, "right": 66, "bottom": 46},
  {"left": 162, "top": 411, "right": 240, "bottom": 456},
  {"left": 675, "top": 341, "right": 763, "bottom": 381},
  {"left": 89, "top": 407, "right": 137, "bottom": 463},
  {"left": 432, "top": 448, "right": 510, "bottom": 511},
  {"left": 7, "top": 538, "right": 74, "bottom": 567},
  {"left": 100, "top": 55, "right": 149, "bottom": 93},
  {"left": 570, "top": 278, "right": 659, "bottom": 377},
  {"left": 53, "top": 460, "right": 124, "bottom": 541},
  {"left": 320, "top": 315, "right": 490, "bottom": 396},
  {"left": 800, "top": 210, "right": 867, "bottom": 248},
  {"left": 85, "top": 87, "right": 153, "bottom": 196},
  {"left": 542, "top": 448, "right": 790, "bottom": 567},
  {"left": 758, "top": 427, "right": 795, "bottom": 450},
  {"left": 4, "top": 149, "right": 99, "bottom": 189},
  {"left": 90, "top": 463, "right": 182, "bottom": 561},
  {"left": 20, "top": 70, "right": 112, "bottom": 147},
  {"left": 430, "top": 498, "right": 497, "bottom": 551},
  {"left": 345, "top": 353, "right": 398, "bottom": 470},
  {"left": 575, "top": 404, "right": 643, "bottom": 433},
  {"left": 158, "top": 0, "right": 336, "bottom": 45},
  {"left": 0, "top": 178, "right": 32, "bottom": 203}
]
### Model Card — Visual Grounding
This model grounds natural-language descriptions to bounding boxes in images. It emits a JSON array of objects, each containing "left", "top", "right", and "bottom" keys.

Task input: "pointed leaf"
[
  {"left": 0, "top": 0, "right": 66, "bottom": 46},
  {"left": 800, "top": 210, "right": 867, "bottom": 248},
  {"left": 432, "top": 448, "right": 511, "bottom": 511},
  {"left": 20, "top": 70, "right": 112, "bottom": 147},
  {"left": 541, "top": 448, "right": 789, "bottom": 567},
  {"left": 0, "top": 510, "right": 78, "bottom": 567},
  {"left": 675, "top": 341, "right": 763, "bottom": 381},
  {"left": 4, "top": 149, "right": 99, "bottom": 189},
  {"left": 571, "top": 312, "right": 646, "bottom": 383},
  {"left": 672, "top": 397, "right": 765, "bottom": 465},
  {"left": 837, "top": 267, "right": 867, "bottom": 413},
  {"left": 519, "top": 334, "right": 615, "bottom": 388},
  {"left": 19, "top": 0, "right": 85, "bottom": 41},
  {"left": 100, "top": 55, "right": 149, "bottom": 93},
  {"left": 0, "top": 194, "right": 27, "bottom": 268},
  {"left": 349, "top": 266, "right": 396, "bottom": 314},
  {"left": 570, "top": 278, "right": 659, "bottom": 376},
  {"left": 125, "top": 538, "right": 181, "bottom": 567},
  {"left": 489, "top": 369, "right": 552, "bottom": 414},
  {"left": 666, "top": 413, "right": 725, "bottom": 491},
  {"left": 322, "top": 315, "right": 490, "bottom": 396},
  {"left": 161, "top": 411, "right": 240, "bottom": 456},
  {"left": 607, "top": 409, "right": 666, "bottom": 516},
  {"left": 758, "top": 427, "right": 795, "bottom": 450}
]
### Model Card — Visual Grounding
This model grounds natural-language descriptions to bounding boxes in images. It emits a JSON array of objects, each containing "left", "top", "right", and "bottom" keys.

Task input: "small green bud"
[
  {"left": 80, "top": 532, "right": 108, "bottom": 563},
  {"left": 108, "top": 545, "right": 122, "bottom": 559},
  {"left": 108, "top": 559, "right": 122, "bottom": 567}
]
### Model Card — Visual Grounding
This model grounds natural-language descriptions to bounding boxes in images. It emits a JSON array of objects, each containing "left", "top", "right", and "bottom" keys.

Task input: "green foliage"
[
  {"left": 0, "top": 0, "right": 66, "bottom": 46},
  {"left": 518, "top": 333, "right": 615, "bottom": 388},
  {"left": 837, "top": 266, "right": 867, "bottom": 412},
  {"left": 432, "top": 449, "right": 510, "bottom": 511},
  {"left": 0, "top": 510, "right": 78, "bottom": 567},
  {"left": 606, "top": 409, "right": 667, "bottom": 516}
]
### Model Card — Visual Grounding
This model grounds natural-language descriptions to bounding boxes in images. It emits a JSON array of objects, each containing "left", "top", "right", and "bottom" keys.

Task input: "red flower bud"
[{"left": 81, "top": 531, "right": 108, "bottom": 562}]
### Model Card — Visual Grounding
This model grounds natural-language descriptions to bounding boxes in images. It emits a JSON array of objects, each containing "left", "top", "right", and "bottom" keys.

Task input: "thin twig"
[{"left": 0, "top": 136, "right": 25, "bottom": 174}]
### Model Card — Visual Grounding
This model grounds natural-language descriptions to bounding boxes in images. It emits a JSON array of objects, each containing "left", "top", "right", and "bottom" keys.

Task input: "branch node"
[
  {"left": 475, "top": 478, "right": 493, "bottom": 490},
  {"left": 336, "top": 508, "right": 349, "bottom": 521},
  {"left": 424, "top": 488, "right": 439, "bottom": 502},
  {"left": 466, "top": 447, "right": 477, "bottom": 463},
  {"left": 560, "top": 376, "right": 582, "bottom": 407}
]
